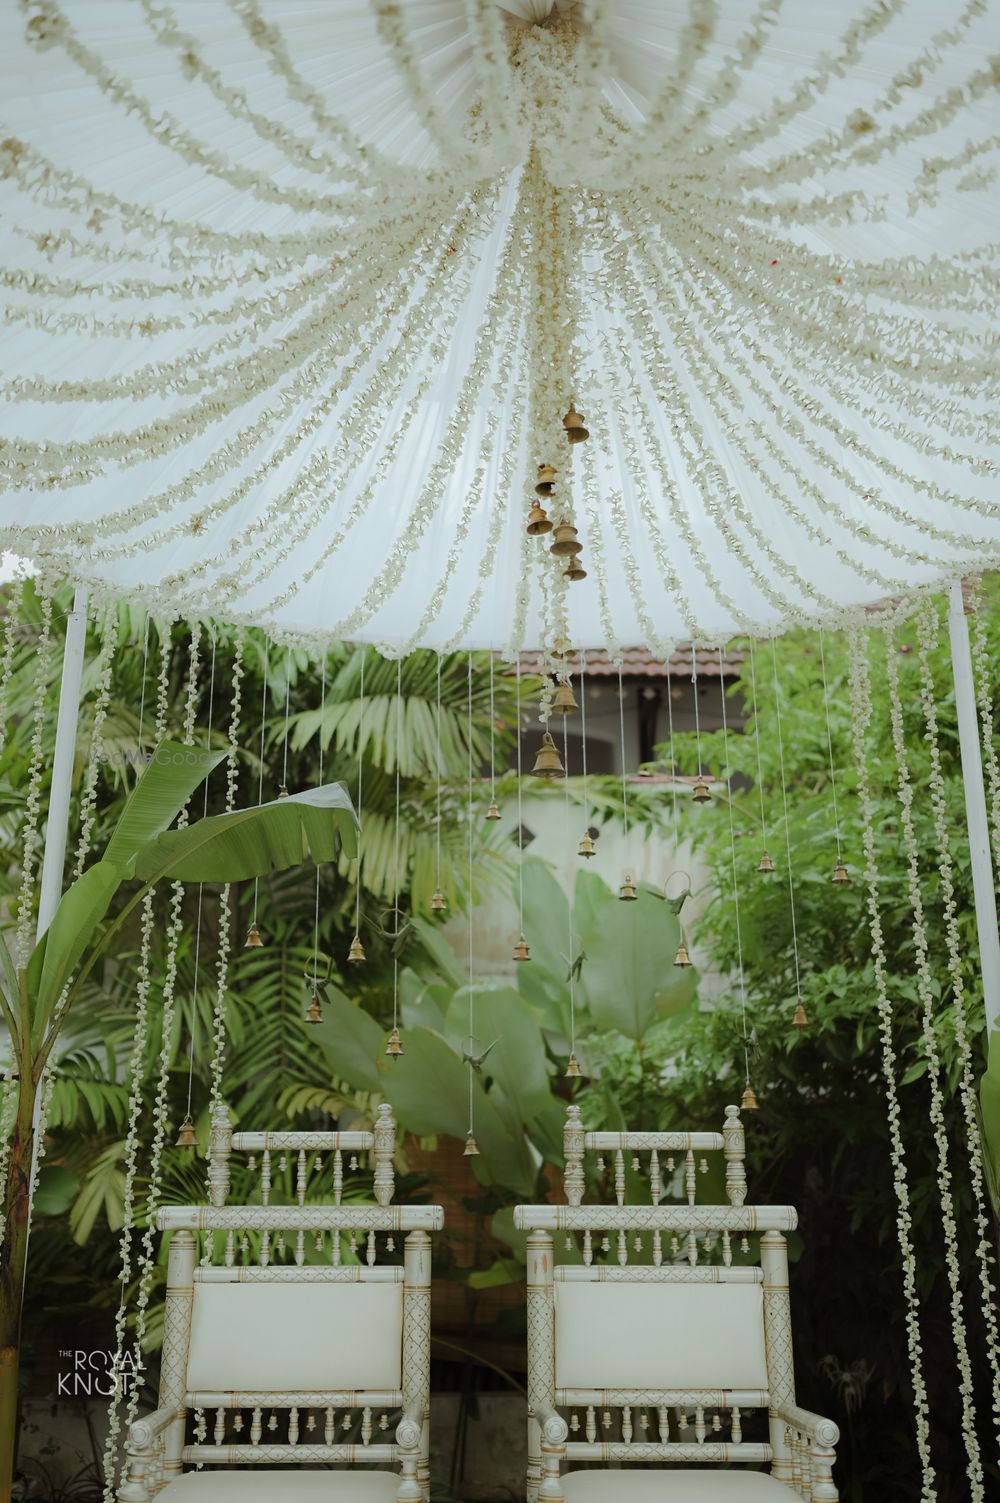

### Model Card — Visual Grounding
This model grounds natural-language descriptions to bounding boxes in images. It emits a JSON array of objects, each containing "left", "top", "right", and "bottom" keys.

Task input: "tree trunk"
[{"left": 0, "top": 1069, "right": 36, "bottom": 1503}]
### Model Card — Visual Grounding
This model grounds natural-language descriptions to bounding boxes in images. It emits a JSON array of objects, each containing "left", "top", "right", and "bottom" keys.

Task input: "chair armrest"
[
  {"left": 532, "top": 1401, "right": 569, "bottom": 1447},
  {"left": 126, "top": 1405, "right": 177, "bottom": 1449},
  {"left": 774, "top": 1402, "right": 840, "bottom": 1448},
  {"left": 395, "top": 1401, "right": 424, "bottom": 1452}
]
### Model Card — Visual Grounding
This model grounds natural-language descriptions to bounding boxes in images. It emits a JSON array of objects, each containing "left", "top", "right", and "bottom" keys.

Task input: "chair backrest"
[
  {"left": 146, "top": 1105, "right": 442, "bottom": 1492},
  {"left": 515, "top": 1104, "right": 799, "bottom": 1486}
]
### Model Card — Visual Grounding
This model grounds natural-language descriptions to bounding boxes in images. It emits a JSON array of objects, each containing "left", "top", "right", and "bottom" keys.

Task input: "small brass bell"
[
  {"left": 757, "top": 850, "right": 775, "bottom": 874},
  {"left": 430, "top": 887, "right": 448, "bottom": 913},
  {"left": 463, "top": 1131, "right": 480, "bottom": 1157},
  {"left": 385, "top": 1026, "right": 403, "bottom": 1057},
  {"left": 305, "top": 992, "right": 323, "bottom": 1025},
  {"left": 674, "top": 939, "right": 692, "bottom": 967},
  {"left": 832, "top": 861, "right": 850, "bottom": 885},
  {"left": 792, "top": 1001, "right": 809, "bottom": 1028},
  {"left": 278, "top": 784, "right": 289, "bottom": 799},
  {"left": 527, "top": 501, "right": 553, "bottom": 537},
  {"left": 578, "top": 830, "right": 596, "bottom": 859},
  {"left": 619, "top": 874, "right": 638, "bottom": 901},
  {"left": 563, "top": 404, "right": 589, "bottom": 444},
  {"left": 565, "top": 1052, "right": 582, "bottom": 1079},
  {"left": 485, "top": 798, "right": 501, "bottom": 821},
  {"left": 535, "top": 463, "right": 557, "bottom": 497},
  {"left": 551, "top": 681, "right": 578, "bottom": 714},
  {"left": 513, "top": 934, "right": 531, "bottom": 962},
  {"left": 531, "top": 731, "right": 565, "bottom": 778},
  {"left": 740, "top": 1083, "right": 759, "bottom": 1112},
  {"left": 175, "top": 1114, "right": 197, "bottom": 1149},
  {"left": 550, "top": 522, "right": 582, "bottom": 558},
  {"left": 692, "top": 777, "right": 711, "bottom": 804},
  {"left": 245, "top": 921, "right": 263, "bottom": 949},
  {"left": 347, "top": 934, "right": 366, "bottom": 965},
  {"left": 564, "top": 558, "right": 587, "bottom": 583}
]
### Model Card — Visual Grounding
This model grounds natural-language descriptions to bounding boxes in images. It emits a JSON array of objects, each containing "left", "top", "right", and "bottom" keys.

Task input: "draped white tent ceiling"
[{"left": 0, "top": 0, "right": 997, "bottom": 653}]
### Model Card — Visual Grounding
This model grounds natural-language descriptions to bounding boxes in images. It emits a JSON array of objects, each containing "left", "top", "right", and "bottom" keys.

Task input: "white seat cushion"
[
  {"left": 561, "top": 1471, "right": 792, "bottom": 1500},
  {"left": 158, "top": 1471, "right": 400, "bottom": 1501}
]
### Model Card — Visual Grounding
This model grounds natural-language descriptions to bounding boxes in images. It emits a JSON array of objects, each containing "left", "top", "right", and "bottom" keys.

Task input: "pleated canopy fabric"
[{"left": 0, "top": 0, "right": 997, "bottom": 653}]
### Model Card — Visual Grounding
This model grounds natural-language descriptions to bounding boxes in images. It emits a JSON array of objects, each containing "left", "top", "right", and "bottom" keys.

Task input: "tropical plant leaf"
[
  {"left": 579, "top": 883, "right": 695, "bottom": 1041},
  {"left": 979, "top": 1024, "right": 1000, "bottom": 1213},
  {"left": 311, "top": 984, "right": 386, "bottom": 1094},
  {"left": 27, "top": 861, "right": 123, "bottom": 1031},
  {"left": 102, "top": 740, "right": 226, "bottom": 868},
  {"left": 446, "top": 983, "right": 553, "bottom": 1125}
]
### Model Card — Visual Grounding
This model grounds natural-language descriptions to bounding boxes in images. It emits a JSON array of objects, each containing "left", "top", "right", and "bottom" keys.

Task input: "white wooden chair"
[
  {"left": 514, "top": 1104, "right": 840, "bottom": 1502},
  {"left": 118, "top": 1104, "right": 442, "bottom": 1502}
]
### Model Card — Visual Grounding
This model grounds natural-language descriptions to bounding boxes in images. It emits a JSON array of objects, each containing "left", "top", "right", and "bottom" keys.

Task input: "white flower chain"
[
  {"left": 72, "top": 601, "right": 118, "bottom": 877},
  {"left": 847, "top": 622, "right": 936, "bottom": 1501},
  {"left": 968, "top": 577, "right": 1000, "bottom": 875},
  {"left": 15, "top": 586, "right": 55, "bottom": 966},
  {"left": 207, "top": 627, "right": 245, "bottom": 1120}
]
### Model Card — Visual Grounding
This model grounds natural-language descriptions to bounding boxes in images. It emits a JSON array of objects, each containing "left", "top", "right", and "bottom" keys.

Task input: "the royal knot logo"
[{"left": 56, "top": 1348, "right": 137, "bottom": 1398}]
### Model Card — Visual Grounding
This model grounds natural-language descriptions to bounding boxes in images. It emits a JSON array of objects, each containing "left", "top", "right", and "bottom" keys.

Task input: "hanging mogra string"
[
  {"left": 718, "top": 649, "right": 757, "bottom": 1111},
  {"left": 513, "top": 659, "right": 530, "bottom": 963},
  {"left": 305, "top": 655, "right": 328, "bottom": 1027},
  {"left": 665, "top": 653, "right": 681, "bottom": 851},
  {"left": 385, "top": 659, "right": 405, "bottom": 1058},
  {"left": 690, "top": 653, "right": 711, "bottom": 804},
  {"left": 207, "top": 625, "right": 244, "bottom": 1118},
  {"left": 431, "top": 657, "right": 447, "bottom": 913},
  {"left": 819, "top": 628, "right": 850, "bottom": 885},
  {"left": 16, "top": 585, "right": 55, "bottom": 963},
  {"left": 245, "top": 634, "right": 269, "bottom": 949},
  {"left": 560, "top": 708, "right": 581, "bottom": 1077},
  {"left": 771, "top": 642, "right": 809, "bottom": 1029},
  {"left": 578, "top": 649, "right": 595, "bottom": 859},
  {"left": 348, "top": 649, "right": 367, "bottom": 965},
  {"left": 617, "top": 666, "right": 636, "bottom": 901},
  {"left": 72, "top": 600, "right": 117, "bottom": 877},
  {"left": 748, "top": 642, "right": 775, "bottom": 875},
  {"left": 485, "top": 653, "right": 500, "bottom": 821},
  {"left": 464, "top": 652, "right": 479, "bottom": 1155},
  {"left": 279, "top": 646, "right": 292, "bottom": 797}
]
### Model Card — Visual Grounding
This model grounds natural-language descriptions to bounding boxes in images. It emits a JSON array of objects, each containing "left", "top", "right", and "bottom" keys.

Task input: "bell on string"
[
  {"left": 565, "top": 1052, "right": 582, "bottom": 1079},
  {"left": 757, "top": 849, "right": 775, "bottom": 874},
  {"left": 619, "top": 874, "right": 638, "bottom": 902},
  {"left": 551, "top": 682, "right": 578, "bottom": 714},
  {"left": 175, "top": 1114, "right": 197, "bottom": 1149},
  {"left": 578, "top": 830, "right": 596, "bottom": 859},
  {"left": 535, "top": 463, "right": 557, "bottom": 497},
  {"left": 692, "top": 777, "right": 711, "bottom": 804},
  {"left": 512, "top": 934, "right": 531, "bottom": 962},
  {"left": 430, "top": 887, "right": 448, "bottom": 913},
  {"left": 673, "top": 939, "right": 692, "bottom": 967},
  {"left": 305, "top": 992, "right": 322, "bottom": 1025},
  {"left": 385, "top": 1026, "right": 404, "bottom": 1057},
  {"left": 244, "top": 921, "right": 263, "bottom": 949},
  {"left": 463, "top": 1131, "right": 480, "bottom": 1157},
  {"left": 485, "top": 798, "right": 501, "bottom": 821},
  {"left": 278, "top": 784, "right": 289, "bottom": 799},
  {"left": 527, "top": 501, "right": 553, "bottom": 537},
  {"left": 831, "top": 861, "right": 850, "bottom": 885},
  {"left": 792, "top": 1001, "right": 809, "bottom": 1028},
  {"left": 564, "top": 558, "right": 587, "bottom": 583},
  {"left": 563, "top": 403, "right": 589, "bottom": 444},
  {"left": 347, "top": 934, "right": 366, "bottom": 965},
  {"left": 549, "top": 522, "right": 582, "bottom": 558},
  {"left": 531, "top": 731, "right": 565, "bottom": 778},
  {"left": 740, "top": 1083, "right": 759, "bottom": 1112}
]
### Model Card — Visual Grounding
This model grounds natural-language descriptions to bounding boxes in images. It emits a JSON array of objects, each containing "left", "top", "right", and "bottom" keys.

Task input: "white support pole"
[
  {"left": 947, "top": 579, "right": 1000, "bottom": 1034},
  {"left": 36, "top": 583, "right": 88, "bottom": 939}
]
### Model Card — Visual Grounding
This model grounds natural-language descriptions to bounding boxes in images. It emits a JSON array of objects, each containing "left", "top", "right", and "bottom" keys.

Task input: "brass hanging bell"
[
  {"left": 565, "top": 1052, "right": 582, "bottom": 1079},
  {"left": 551, "top": 681, "right": 578, "bottom": 714},
  {"left": 305, "top": 992, "right": 322, "bottom": 1025},
  {"left": 578, "top": 830, "right": 596, "bottom": 859},
  {"left": 278, "top": 784, "right": 289, "bottom": 799},
  {"left": 430, "top": 887, "right": 448, "bottom": 913},
  {"left": 619, "top": 873, "right": 638, "bottom": 902},
  {"left": 831, "top": 861, "right": 850, "bottom": 885},
  {"left": 535, "top": 463, "right": 557, "bottom": 497},
  {"left": 175, "top": 1114, "right": 197, "bottom": 1149},
  {"left": 563, "top": 403, "right": 589, "bottom": 444},
  {"left": 757, "top": 849, "right": 775, "bottom": 874},
  {"left": 244, "top": 921, "right": 263, "bottom": 949},
  {"left": 564, "top": 558, "right": 587, "bottom": 583},
  {"left": 526, "top": 501, "right": 553, "bottom": 537},
  {"left": 347, "top": 934, "right": 366, "bottom": 965},
  {"left": 485, "top": 798, "right": 501, "bottom": 821},
  {"left": 385, "top": 1026, "right": 403, "bottom": 1057},
  {"left": 692, "top": 777, "right": 711, "bottom": 804},
  {"left": 513, "top": 934, "right": 531, "bottom": 962},
  {"left": 792, "top": 1001, "right": 809, "bottom": 1028},
  {"left": 463, "top": 1131, "right": 480, "bottom": 1157},
  {"left": 549, "top": 522, "right": 582, "bottom": 558},
  {"left": 531, "top": 731, "right": 565, "bottom": 778},
  {"left": 740, "top": 1083, "right": 759, "bottom": 1112},
  {"left": 673, "top": 939, "right": 692, "bottom": 967}
]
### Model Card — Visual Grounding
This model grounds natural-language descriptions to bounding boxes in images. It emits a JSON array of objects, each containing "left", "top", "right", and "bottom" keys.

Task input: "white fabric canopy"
[{"left": 0, "top": 1, "right": 997, "bottom": 652}]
